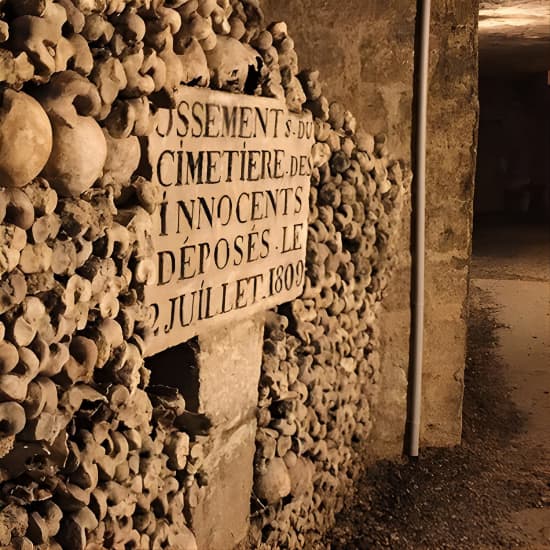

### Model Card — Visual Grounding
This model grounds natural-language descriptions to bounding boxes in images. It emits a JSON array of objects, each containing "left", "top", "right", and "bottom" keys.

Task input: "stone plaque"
[{"left": 144, "top": 87, "right": 314, "bottom": 356}]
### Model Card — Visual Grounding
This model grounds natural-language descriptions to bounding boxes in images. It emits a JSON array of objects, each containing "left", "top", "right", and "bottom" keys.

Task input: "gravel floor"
[{"left": 326, "top": 284, "right": 550, "bottom": 549}]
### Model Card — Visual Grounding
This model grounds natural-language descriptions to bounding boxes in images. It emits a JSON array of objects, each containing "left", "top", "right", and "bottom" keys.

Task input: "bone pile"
[
  {"left": 0, "top": 0, "right": 405, "bottom": 547},
  {"left": 251, "top": 48, "right": 406, "bottom": 550},
  {"left": 0, "top": 0, "right": 301, "bottom": 548}
]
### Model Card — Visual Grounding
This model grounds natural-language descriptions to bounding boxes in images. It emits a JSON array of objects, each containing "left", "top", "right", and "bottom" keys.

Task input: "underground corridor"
[
  {"left": 0, "top": 0, "right": 548, "bottom": 548},
  {"left": 328, "top": 1, "right": 550, "bottom": 548}
]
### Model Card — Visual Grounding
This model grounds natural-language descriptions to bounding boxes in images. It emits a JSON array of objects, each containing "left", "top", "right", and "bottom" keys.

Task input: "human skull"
[{"left": 206, "top": 35, "right": 261, "bottom": 93}]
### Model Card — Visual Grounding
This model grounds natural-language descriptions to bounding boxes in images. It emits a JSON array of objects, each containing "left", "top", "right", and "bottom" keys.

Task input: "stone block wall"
[
  {"left": 422, "top": 0, "right": 478, "bottom": 445},
  {"left": 190, "top": 316, "right": 264, "bottom": 550}
]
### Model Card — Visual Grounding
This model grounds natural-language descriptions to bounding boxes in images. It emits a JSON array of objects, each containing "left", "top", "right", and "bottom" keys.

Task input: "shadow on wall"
[
  {"left": 146, "top": 340, "right": 200, "bottom": 412},
  {"left": 475, "top": 73, "right": 550, "bottom": 221}
]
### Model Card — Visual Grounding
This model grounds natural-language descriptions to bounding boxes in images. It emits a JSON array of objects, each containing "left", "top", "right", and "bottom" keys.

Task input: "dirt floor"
[{"left": 327, "top": 221, "right": 550, "bottom": 549}]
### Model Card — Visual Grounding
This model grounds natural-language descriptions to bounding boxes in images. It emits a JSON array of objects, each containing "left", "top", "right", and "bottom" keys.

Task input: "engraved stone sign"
[{"left": 144, "top": 87, "right": 314, "bottom": 356}]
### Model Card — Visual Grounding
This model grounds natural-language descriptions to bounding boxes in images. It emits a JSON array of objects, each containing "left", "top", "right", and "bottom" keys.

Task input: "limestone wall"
[{"left": 423, "top": 0, "right": 478, "bottom": 445}]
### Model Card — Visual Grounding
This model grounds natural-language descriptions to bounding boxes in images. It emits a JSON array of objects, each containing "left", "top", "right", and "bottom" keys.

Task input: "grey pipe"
[{"left": 406, "top": 0, "right": 431, "bottom": 458}]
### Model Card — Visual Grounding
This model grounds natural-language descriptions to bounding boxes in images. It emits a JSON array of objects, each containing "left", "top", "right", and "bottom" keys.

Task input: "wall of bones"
[{"left": 0, "top": 0, "right": 406, "bottom": 548}]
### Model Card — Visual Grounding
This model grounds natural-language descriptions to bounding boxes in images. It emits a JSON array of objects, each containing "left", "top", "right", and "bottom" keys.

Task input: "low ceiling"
[{"left": 479, "top": 0, "right": 550, "bottom": 75}]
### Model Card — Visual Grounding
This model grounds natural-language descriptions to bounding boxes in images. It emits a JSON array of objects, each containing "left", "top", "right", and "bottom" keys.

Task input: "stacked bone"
[
  {"left": 0, "top": 0, "right": 299, "bottom": 547},
  {"left": 0, "top": 76, "right": 197, "bottom": 550},
  {"left": 0, "top": 0, "right": 403, "bottom": 546},
  {"left": 252, "top": 55, "right": 406, "bottom": 548}
]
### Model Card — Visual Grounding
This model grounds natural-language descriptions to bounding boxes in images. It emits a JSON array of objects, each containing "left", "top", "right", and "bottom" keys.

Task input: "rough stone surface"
[
  {"left": 191, "top": 421, "right": 257, "bottom": 550},
  {"left": 262, "top": 1, "right": 415, "bottom": 161},
  {"left": 189, "top": 316, "right": 264, "bottom": 549},
  {"left": 197, "top": 314, "right": 264, "bottom": 428},
  {"left": 422, "top": 0, "right": 479, "bottom": 446}
]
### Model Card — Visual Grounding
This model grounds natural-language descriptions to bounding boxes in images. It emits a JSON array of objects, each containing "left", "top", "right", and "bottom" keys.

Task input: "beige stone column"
[{"left": 188, "top": 314, "right": 264, "bottom": 550}]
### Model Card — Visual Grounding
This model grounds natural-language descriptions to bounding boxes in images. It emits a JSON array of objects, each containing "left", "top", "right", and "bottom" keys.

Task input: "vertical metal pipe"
[{"left": 407, "top": 0, "right": 431, "bottom": 458}]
